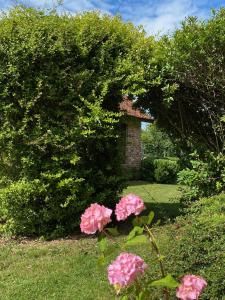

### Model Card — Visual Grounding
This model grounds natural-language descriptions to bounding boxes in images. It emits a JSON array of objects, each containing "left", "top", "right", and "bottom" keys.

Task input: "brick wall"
[{"left": 123, "top": 120, "right": 141, "bottom": 174}]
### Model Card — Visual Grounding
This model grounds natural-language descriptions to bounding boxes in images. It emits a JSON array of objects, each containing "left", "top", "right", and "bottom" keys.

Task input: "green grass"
[
  {"left": 0, "top": 182, "right": 181, "bottom": 300},
  {"left": 0, "top": 238, "right": 115, "bottom": 300},
  {"left": 124, "top": 181, "right": 181, "bottom": 203},
  {"left": 124, "top": 181, "right": 181, "bottom": 220}
]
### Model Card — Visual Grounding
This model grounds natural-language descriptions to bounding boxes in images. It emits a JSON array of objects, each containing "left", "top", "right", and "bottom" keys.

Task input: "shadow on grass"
[
  {"left": 145, "top": 201, "right": 181, "bottom": 221},
  {"left": 126, "top": 180, "right": 178, "bottom": 187},
  {"left": 114, "top": 201, "right": 181, "bottom": 236},
  {"left": 126, "top": 180, "right": 154, "bottom": 186}
]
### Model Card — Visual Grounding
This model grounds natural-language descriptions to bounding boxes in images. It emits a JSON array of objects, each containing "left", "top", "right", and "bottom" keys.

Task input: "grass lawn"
[
  {"left": 0, "top": 182, "right": 181, "bottom": 300},
  {"left": 124, "top": 181, "right": 181, "bottom": 220}
]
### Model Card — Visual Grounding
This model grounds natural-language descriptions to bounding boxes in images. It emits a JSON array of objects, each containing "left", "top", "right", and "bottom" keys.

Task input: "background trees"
[
  {"left": 142, "top": 124, "right": 176, "bottom": 159},
  {"left": 141, "top": 124, "right": 180, "bottom": 183}
]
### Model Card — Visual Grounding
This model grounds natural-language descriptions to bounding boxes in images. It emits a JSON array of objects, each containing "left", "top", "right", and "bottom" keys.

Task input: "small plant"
[{"left": 80, "top": 194, "right": 207, "bottom": 300}]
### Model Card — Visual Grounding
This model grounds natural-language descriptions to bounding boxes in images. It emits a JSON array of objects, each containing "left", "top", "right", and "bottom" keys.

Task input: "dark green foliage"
[
  {"left": 153, "top": 158, "right": 179, "bottom": 183},
  {"left": 0, "top": 7, "right": 152, "bottom": 236},
  {"left": 141, "top": 157, "right": 179, "bottom": 183},
  {"left": 178, "top": 152, "right": 225, "bottom": 206},
  {"left": 137, "top": 9, "right": 225, "bottom": 153},
  {"left": 140, "top": 157, "right": 155, "bottom": 182},
  {"left": 168, "top": 193, "right": 225, "bottom": 299}
]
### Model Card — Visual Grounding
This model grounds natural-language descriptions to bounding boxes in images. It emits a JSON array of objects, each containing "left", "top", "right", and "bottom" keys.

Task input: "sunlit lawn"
[
  {"left": 0, "top": 182, "right": 181, "bottom": 300},
  {"left": 124, "top": 181, "right": 181, "bottom": 220}
]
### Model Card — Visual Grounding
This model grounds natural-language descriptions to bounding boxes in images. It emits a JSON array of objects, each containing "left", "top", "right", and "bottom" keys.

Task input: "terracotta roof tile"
[{"left": 119, "top": 96, "right": 153, "bottom": 122}]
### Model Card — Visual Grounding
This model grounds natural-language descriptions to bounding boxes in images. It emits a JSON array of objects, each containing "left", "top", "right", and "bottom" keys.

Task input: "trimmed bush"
[
  {"left": 0, "top": 180, "right": 46, "bottom": 235},
  {"left": 141, "top": 157, "right": 179, "bottom": 183},
  {"left": 153, "top": 158, "right": 179, "bottom": 183},
  {"left": 168, "top": 193, "right": 225, "bottom": 299},
  {"left": 140, "top": 156, "right": 155, "bottom": 182}
]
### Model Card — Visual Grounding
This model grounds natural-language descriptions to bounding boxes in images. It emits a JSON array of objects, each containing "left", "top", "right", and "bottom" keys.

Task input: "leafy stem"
[{"left": 145, "top": 225, "right": 170, "bottom": 300}]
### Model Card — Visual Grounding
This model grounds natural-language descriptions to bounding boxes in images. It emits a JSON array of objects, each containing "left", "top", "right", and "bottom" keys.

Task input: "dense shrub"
[
  {"left": 178, "top": 152, "right": 225, "bottom": 206},
  {"left": 154, "top": 158, "right": 179, "bottom": 183},
  {"left": 0, "top": 7, "right": 153, "bottom": 236},
  {"left": 168, "top": 193, "right": 225, "bottom": 299},
  {"left": 0, "top": 179, "right": 46, "bottom": 235},
  {"left": 140, "top": 156, "right": 155, "bottom": 182},
  {"left": 141, "top": 157, "right": 179, "bottom": 183}
]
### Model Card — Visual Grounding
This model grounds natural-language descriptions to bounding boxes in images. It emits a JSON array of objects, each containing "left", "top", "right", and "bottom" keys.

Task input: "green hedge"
[
  {"left": 153, "top": 158, "right": 180, "bottom": 183},
  {"left": 141, "top": 157, "right": 180, "bottom": 183},
  {"left": 0, "top": 7, "right": 151, "bottom": 237},
  {"left": 168, "top": 193, "right": 225, "bottom": 299},
  {"left": 140, "top": 156, "right": 155, "bottom": 182}
]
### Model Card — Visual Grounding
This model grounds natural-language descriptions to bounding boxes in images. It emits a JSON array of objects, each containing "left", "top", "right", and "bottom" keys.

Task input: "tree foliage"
[
  {"left": 0, "top": 6, "right": 153, "bottom": 236},
  {"left": 138, "top": 9, "right": 225, "bottom": 153},
  {"left": 142, "top": 124, "right": 176, "bottom": 158}
]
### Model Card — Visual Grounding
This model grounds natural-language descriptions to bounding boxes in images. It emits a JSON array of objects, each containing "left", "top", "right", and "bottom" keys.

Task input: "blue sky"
[{"left": 1, "top": 0, "right": 225, "bottom": 34}]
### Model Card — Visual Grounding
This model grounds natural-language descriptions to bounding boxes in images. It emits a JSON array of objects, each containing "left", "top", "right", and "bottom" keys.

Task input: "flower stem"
[
  {"left": 102, "top": 228, "right": 114, "bottom": 241},
  {"left": 145, "top": 225, "right": 170, "bottom": 300}
]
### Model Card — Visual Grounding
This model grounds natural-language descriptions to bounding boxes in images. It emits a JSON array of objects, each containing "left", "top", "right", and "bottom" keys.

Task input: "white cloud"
[
  {"left": 59, "top": 0, "right": 210, "bottom": 35},
  {"left": 120, "top": 0, "right": 210, "bottom": 35}
]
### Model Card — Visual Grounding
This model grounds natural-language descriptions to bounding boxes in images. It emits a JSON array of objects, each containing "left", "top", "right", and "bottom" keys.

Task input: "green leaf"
[
  {"left": 158, "top": 255, "right": 166, "bottom": 261},
  {"left": 132, "top": 216, "right": 148, "bottom": 226},
  {"left": 147, "top": 211, "right": 155, "bottom": 225},
  {"left": 220, "top": 115, "right": 225, "bottom": 123},
  {"left": 105, "top": 227, "right": 119, "bottom": 236},
  {"left": 132, "top": 212, "right": 154, "bottom": 227},
  {"left": 127, "top": 226, "right": 143, "bottom": 241},
  {"left": 120, "top": 296, "right": 128, "bottom": 300},
  {"left": 150, "top": 274, "right": 179, "bottom": 288},
  {"left": 126, "top": 235, "right": 148, "bottom": 246}
]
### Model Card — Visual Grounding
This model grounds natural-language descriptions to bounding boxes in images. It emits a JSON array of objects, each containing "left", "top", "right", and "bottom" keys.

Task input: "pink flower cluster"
[
  {"left": 80, "top": 203, "right": 112, "bottom": 234},
  {"left": 108, "top": 252, "right": 148, "bottom": 288},
  {"left": 176, "top": 275, "right": 207, "bottom": 300},
  {"left": 80, "top": 194, "right": 145, "bottom": 234},
  {"left": 115, "top": 194, "right": 145, "bottom": 221}
]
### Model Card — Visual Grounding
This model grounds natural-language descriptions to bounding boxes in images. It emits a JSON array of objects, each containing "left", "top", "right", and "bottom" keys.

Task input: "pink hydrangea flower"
[
  {"left": 80, "top": 203, "right": 112, "bottom": 234},
  {"left": 108, "top": 252, "right": 147, "bottom": 289},
  {"left": 176, "top": 275, "right": 207, "bottom": 300},
  {"left": 115, "top": 194, "right": 145, "bottom": 221}
]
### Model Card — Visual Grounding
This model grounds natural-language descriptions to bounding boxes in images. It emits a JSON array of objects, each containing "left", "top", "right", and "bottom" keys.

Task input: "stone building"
[{"left": 119, "top": 96, "right": 153, "bottom": 178}]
